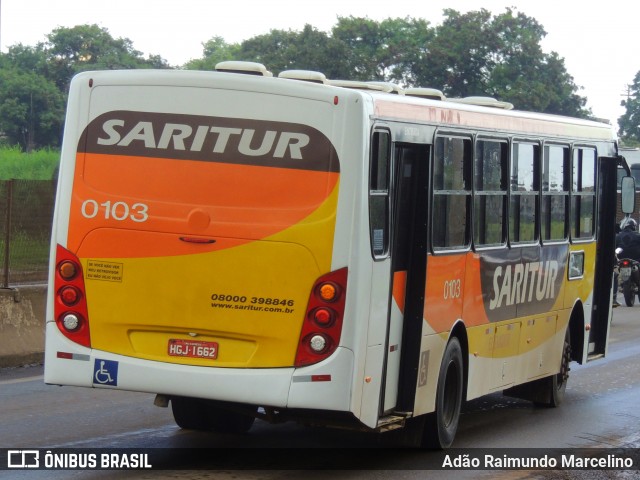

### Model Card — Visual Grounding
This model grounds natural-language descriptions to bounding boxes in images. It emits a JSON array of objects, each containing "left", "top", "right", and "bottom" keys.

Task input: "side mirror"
[{"left": 621, "top": 176, "right": 636, "bottom": 214}]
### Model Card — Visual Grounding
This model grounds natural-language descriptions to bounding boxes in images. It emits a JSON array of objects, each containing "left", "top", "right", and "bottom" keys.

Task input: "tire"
[
  {"left": 171, "top": 397, "right": 256, "bottom": 433},
  {"left": 423, "top": 337, "right": 464, "bottom": 449},
  {"left": 206, "top": 402, "right": 256, "bottom": 434},
  {"left": 623, "top": 281, "right": 636, "bottom": 307},
  {"left": 171, "top": 396, "right": 208, "bottom": 430}
]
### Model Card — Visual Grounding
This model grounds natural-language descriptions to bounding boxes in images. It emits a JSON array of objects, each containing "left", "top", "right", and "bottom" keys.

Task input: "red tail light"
[
  {"left": 54, "top": 245, "right": 91, "bottom": 347},
  {"left": 295, "top": 268, "right": 348, "bottom": 367},
  {"left": 621, "top": 259, "right": 631, "bottom": 267}
]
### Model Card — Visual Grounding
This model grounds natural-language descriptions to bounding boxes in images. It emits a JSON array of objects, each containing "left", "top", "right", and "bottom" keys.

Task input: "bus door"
[
  {"left": 382, "top": 143, "right": 429, "bottom": 414},
  {"left": 589, "top": 155, "right": 618, "bottom": 359}
]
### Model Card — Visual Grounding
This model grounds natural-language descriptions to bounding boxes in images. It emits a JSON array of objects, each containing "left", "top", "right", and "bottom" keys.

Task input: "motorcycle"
[{"left": 616, "top": 247, "right": 640, "bottom": 306}]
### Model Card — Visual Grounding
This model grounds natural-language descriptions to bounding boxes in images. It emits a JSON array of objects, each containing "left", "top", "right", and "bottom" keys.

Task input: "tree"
[
  {"left": 44, "top": 25, "right": 170, "bottom": 91},
  {"left": 0, "top": 67, "right": 65, "bottom": 151},
  {"left": 417, "top": 8, "right": 588, "bottom": 116},
  {"left": 238, "top": 24, "right": 350, "bottom": 78},
  {"left": 486, "top": 10, "right": 587, "bottom": 116},
  {"left": 331, "top": 16, "right": 394, "bottom": 81},
  {"left": 228, "top": 17, "right": 433, "bottom": 83},
  {"left": 183, "top": 36, "right": 241, "bottom": 71},
  {"left": 619, "top": 71, "right": 640, "bottom": 145},
  {"left": 0, "top": 25, "right": 171, "bottom": 150},
  {"left": 0, "top": 12, "right": 596, "bottom": 151},
  {"left": 0, "top": 44, "right": 49, "bottom": 76},
  {"left": 332, "top": 16, "right": 433, "bottom": 84},
  {"left": 417, "top": 9, "right": 497, "bottom": 96}
]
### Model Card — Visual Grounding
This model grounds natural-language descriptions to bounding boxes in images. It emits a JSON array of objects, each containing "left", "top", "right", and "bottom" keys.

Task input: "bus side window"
[
  {"left": 370, "top": 130, "right": 391, "bottom": 258},
  {"left": 510, "top": 142, "right": 540, "bottom": 244},
  {"left": 433, "top": 135, "right": 472, "bottom": 251},
  {"left": 542, "top": 144, "right": 570, "bottom": 242},
  {"left": 474, "top": 139, "right": 508, "bottom": 247},
  {"left": 571, "top": 147, "right": 596, "bottom": 239}
]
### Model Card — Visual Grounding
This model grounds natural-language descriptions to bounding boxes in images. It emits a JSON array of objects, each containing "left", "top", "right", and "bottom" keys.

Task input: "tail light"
[
  {"left": 621, "top": 259, "right": 631, "bottom": 267},
  {"left": 295, "top": 268, "right": 348, "bottom": 367},
  {"left": 54, "top": 245, "right": 91, "bottom": 347}
]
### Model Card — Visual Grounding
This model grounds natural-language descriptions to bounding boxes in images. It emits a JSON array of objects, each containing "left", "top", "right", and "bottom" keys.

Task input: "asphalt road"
[{"left": 2, "top": 306, "right": 640, "bottom": 479}]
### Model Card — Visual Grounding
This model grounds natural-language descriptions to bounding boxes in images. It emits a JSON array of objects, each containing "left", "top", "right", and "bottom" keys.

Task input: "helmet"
[{"left": 620, "top": 217, "right": 638, "bottom": 232}]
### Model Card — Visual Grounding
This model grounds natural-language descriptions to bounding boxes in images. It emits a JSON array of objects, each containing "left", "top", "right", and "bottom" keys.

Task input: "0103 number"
[
  {"left": 81, "top": 199, "right": 149, "bottom": 223},
  {"left": 443, "top": 279, "right": 462, "bottom": 300}
]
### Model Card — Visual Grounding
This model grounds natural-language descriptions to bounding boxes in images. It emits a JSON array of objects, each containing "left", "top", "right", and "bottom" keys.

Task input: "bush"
[{"left": 0, "top": 146, "right": 60, "bottom": 180}]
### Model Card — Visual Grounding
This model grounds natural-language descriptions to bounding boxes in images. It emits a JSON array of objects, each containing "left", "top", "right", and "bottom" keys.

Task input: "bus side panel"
[{"left": 414, "top": 243, "right": 586, "bottom": 411}]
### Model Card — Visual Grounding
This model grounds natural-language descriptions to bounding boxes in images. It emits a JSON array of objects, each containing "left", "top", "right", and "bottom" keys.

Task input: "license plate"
[
  {"left": 620, "top": 267, "right": 632, "bottom": 281},
  {"left": 168, "top": 339, "right": 218, "bottom": 359}
]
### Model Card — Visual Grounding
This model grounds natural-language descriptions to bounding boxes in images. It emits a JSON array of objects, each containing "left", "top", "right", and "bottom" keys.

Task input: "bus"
[{"left": 44, "top": 62, "right": 635, "bottom": 448}]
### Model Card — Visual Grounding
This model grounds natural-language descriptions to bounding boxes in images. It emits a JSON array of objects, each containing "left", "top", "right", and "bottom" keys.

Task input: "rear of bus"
[{"left": 44, "top": 70, "right": 360, "bottom": 419}]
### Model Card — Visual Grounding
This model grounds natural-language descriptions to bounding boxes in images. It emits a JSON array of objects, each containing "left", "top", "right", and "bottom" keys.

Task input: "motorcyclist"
[
  {"left": 616, "top": 217, "right": 640, "bottom": 261},
  {"left": 615, "top": 217, "right": 640, "bottom": 306}
]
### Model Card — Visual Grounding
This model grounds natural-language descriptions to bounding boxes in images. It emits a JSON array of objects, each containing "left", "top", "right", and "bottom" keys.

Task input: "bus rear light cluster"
[
  {"left": 54, "top": 245, "right": 91, "bottom": 347},
  {"left": 295, "top": 268, "right": 348, "bottom": 367}
]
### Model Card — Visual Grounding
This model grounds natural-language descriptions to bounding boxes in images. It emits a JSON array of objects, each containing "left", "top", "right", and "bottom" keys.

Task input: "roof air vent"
[
  {"left": 278, "top": 70, "right": 327, "bottom": 84},
  {"left": 328, "top": 79, "right": 387, "bottom": 92},
  {"left": 449, "top": 96, "right": 514, "bottom": 110},
  {"left": 215, "top": 61, "right": 273, "bottom": 77},
  {"left": 367, "top": 82, "right": 405, "bottom": 94},
  {"left": 404, "top": 88, "right": 446, "bottom": 101}
]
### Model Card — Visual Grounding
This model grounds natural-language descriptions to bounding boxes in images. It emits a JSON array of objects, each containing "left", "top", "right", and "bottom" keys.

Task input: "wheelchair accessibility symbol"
[{"left": 93, "top": 359, "right": 118, "bottom": 386}]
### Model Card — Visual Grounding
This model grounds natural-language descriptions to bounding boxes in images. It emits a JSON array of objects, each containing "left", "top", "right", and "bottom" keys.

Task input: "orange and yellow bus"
[{"left": 45, "top": 63, "right": 634, "bottom": 447}]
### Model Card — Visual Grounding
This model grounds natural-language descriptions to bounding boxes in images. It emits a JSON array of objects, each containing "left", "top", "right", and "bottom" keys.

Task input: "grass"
[{"left": 0, "top": 145, "right": 60, "bottom": 180}]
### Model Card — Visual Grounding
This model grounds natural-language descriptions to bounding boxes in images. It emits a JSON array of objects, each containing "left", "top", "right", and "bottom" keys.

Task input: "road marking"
[
  {"left": 54, "top": 425, "right": 179, "bottom": 448},
  {"left": 0, "top": 375, "right": 44, "bottom": 385}
]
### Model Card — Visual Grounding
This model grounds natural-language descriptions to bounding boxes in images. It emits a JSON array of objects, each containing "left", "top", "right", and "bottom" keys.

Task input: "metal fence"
[{"left": 0, "top": 179, "right": 56, "bottom": 287}]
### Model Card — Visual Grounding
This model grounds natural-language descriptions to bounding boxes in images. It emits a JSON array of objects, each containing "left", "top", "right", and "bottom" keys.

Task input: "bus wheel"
[
  {"left": 535, "top": 329, "right": 571, "bottom": 408},
  {"left": 206, "top": 401, "right": 256, "bottom": 434},
  {"left": 171, "top": 396, "right": 209, "bottom": 430},
  {"left": 423, "top": 337, "right": 464, "bottom": 449},
  {"left": 171, "top": 397, "right": 256, "bottom": 433}
]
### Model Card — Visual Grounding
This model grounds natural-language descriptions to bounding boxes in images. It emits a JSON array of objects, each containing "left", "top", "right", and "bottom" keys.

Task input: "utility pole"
[{"left": 621, "top": 84, "right": 632, "bottom": 106}]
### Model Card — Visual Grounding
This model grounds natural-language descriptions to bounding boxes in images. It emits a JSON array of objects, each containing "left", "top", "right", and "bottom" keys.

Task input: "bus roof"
[
  {"left": 367, "top": 90, "right": 616, "bottom": 141},
  {"left": 75, "top": 68, "right": 617, "bottom": 143}
]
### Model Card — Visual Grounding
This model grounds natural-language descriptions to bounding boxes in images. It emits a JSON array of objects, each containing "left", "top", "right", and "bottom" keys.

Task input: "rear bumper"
[{"left": 44, "top": 322, "right": 354, "bottom": 412}]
